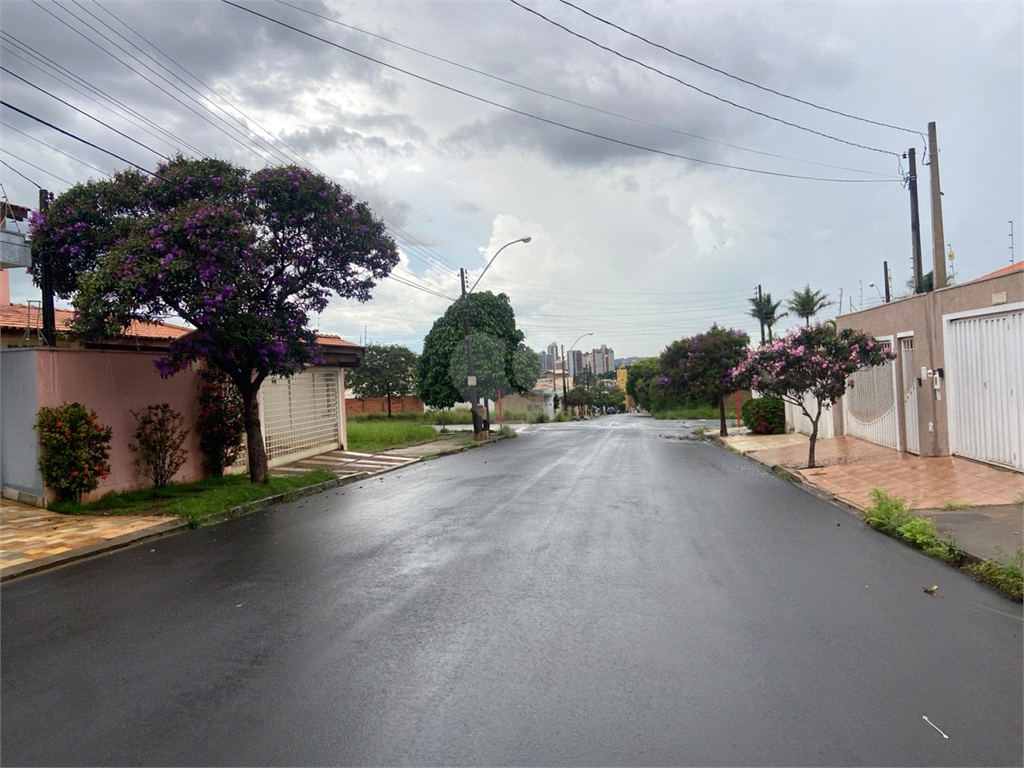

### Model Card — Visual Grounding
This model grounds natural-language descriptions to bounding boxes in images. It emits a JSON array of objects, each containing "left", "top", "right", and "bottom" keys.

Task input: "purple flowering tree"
[
  {"left": 730, "top": 323, "right": 895, "bottom": 468},
  {"left": 31, "top": 157, "right": 399, "bottom": 483},
  {"left": 658, "top": 325, "right": 750, "bottom": 437}
]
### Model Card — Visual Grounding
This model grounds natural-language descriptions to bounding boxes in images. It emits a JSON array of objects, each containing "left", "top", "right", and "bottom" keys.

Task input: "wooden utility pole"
[
  {"left": 37, "top": 189, "right": 56, "bottom": 347},
  {"left": 882, "top": 260, "right": 890, "bottom": 303},
  {"left": 928, "top": 122, "right": 947, "bottom": 289},
  {"left": 907, "top": 148, "right": 925, "bottom": 294}
]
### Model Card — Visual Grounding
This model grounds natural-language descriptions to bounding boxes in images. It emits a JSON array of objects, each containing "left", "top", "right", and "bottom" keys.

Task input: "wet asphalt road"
[{"left": 2, "top": 414, "right": 1022, "bottom": 766}]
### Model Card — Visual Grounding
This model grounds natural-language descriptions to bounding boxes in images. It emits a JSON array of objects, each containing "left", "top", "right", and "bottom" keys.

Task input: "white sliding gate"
[
  {"left": 843, "top": 337, "right": 900, "bottom": 450},
  {"left": 900, "top": 336, "right": 919, "bottom": 454},
  {"left": 943, "top": 305, "right": 1023, "bottom": 470}
]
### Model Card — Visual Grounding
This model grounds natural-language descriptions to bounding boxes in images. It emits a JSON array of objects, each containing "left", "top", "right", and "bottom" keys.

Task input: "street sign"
[{"left": 467, "top": 376, "right": 477, "bottom": 386}]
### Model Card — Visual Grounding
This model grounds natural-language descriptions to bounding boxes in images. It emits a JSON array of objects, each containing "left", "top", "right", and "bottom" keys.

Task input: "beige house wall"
[{"left": 837, "top": 271, "right": 1023, "bottom": 458}]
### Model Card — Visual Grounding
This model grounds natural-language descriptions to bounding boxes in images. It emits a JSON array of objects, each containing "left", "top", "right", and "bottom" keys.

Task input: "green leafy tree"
[
  {"left": 347, "top": 343, "right": 419, "bottom": 417},
  {"left": 748, "top": 292, "right": 787, "bottom": 343},
  {"left": 511, "top": 343, "right": 542, "bottom": 394},
  {"left": 787, "top": 285, "right": 831, "bottom": 325},
  {"left": 658, "top": 325, "right": 750, "bottom": 436},
  {"left": 416, "top": 292, "right": 528, "bottom": 410},
  {"left": 731, "top": 323, "right": 894, "bottom": 468},
  {"left": 625, "top": 357, "right": 659, "bottom": 410},
  {"left": 129, "top": 403, "right": 189, "bottom": 488},
  {"left": 30, "top": 156, "right": 399, "bottom": 483}
]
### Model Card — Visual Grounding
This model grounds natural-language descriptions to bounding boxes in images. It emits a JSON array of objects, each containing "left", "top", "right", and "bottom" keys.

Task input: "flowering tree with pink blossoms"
[
  {"left": 730, "top": 323, "right": 894, "bottom": 468},
  {"left": 658, "top": 325, "right": 750, "bottom": 437},
  {"left": 31, "top": 157, "right": 399, "bottom": 483}
]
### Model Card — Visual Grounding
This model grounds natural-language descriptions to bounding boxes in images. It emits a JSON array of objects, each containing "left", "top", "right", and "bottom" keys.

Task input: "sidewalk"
[
  {"left": 1, "top": 433, "right": 513, "bottom": 582},
  {"left": 719, "top": 432, "right": 1023, "bottom": 561}
]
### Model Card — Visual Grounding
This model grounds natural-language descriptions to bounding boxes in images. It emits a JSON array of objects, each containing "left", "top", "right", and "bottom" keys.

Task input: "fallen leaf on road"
[{"left": 923, "top": 585, "right": 938, "bottom": 596}]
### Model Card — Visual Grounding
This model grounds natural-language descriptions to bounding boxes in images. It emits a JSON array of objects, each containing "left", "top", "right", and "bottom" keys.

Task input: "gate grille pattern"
[
  {"left": 900, "top": 338, "right": 919, "bottom": 454},
  {"left": 261, "top": 369, "right": 340, "bottom": 461},
  {"left": 843, "top": 340, "right": 900, "bottom": 449}
]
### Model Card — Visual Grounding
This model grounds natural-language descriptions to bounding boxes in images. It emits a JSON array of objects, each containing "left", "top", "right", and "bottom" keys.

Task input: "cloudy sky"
[{"left": 2, "top": 0, "right": 1020, "bottom": 358}]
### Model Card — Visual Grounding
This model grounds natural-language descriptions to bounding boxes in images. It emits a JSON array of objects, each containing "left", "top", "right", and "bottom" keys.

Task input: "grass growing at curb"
[
  {"left": 51, "top": 469, "right": 337, "bottom": 526},
  {"left": 862, "top": 488, "right": 1023, "bottom": 602},
  {"left": 940, "top": 500, "right": 971, "bottom": 511},
  {"left": 347, "top": 421, "right": 439, "bottom": 452},
  {"left": 498, "top": 425, "right": 518, "bottom": 437}
]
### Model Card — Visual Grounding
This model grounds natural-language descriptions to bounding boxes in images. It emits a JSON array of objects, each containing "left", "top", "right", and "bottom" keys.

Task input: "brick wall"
[{"left": 345, "top": 395, "right": 425, "bottom": 415}]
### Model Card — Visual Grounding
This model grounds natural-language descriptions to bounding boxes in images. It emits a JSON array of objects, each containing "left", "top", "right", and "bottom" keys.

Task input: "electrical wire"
[
  {"left": 0, "top": 101, "right": 172, "bottom": 180},
  {"left": 0, "top": 158, "right": 43, "bottom": 188},
  {"left": 1, "top": 67, "right": 170, "bottom": 160},
  {"left": 556, "top": 0, "right": 921, "bottom": 136},
  {"left": 0, "top": 151, "right": 75, "bottom": 186},
  {"left": 221, "top": 1, "right": 900, "bottom": 183},
  {"left": 1, "top": 120, "right": 112, "bottom": 176},
  {"left": 0, "top": 35, "right": 200, "bottom": 157},
  {"left": 274, "top": 0, "right": 898, "bottom": 179},
  {"left": 509, "top": 0, "right": 901, "bottom": 158}
]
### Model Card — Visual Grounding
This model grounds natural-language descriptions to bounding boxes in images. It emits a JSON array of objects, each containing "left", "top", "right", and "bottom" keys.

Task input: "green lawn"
[
  {"left": 346, "top": 420, "right": 441, "bottom": 452},
  {"left": 51, "top": 469, "right": 337, "bottom": 526}
]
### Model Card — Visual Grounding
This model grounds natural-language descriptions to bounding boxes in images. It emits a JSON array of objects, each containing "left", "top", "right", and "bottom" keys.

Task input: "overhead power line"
[
  {"left": 1, "top": 120, "right": 112, "bottom": 176},
  {"left": 221, "top": 1, "right": 899, "bottom": 183},
  {"left": 556, "top": 0, "right": 921, "bottom": 136},
  {"left": 1, "top": 66, "right": 170, "bottom": 160},
  {"left": 509, "top": 0, "right": 901, "bottom": 158},
  {"left": 0, "top": 151, "right": 75, "bottom": 186},
  {"left": 0, "top": 158, "right": 43, "bottom": 188},
  {"left": 274, "top": 0, "right": 897, "bottom": 178}
]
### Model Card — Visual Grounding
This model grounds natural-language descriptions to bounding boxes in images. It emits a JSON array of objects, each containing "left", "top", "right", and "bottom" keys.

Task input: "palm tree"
[
  {"left": 747, "top": 292, "right": 787, "bottom": 343},
  {"left": 787, "top": 285, "right": 831, "bottom": 325}
]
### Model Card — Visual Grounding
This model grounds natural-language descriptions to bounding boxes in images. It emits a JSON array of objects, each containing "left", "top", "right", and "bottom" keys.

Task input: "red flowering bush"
[
  {"left": 196, "top": 368, "right": 245, "bottom": 476},
  {"left": 129, "top": 404, "right": 189, "bottom": 488},
  {"left": 34, "top": 402, "right": 112, "bottom": 503}
]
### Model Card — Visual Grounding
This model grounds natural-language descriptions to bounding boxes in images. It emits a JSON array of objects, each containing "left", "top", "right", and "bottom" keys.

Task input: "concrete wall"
[
  {"left": 837, "top": 271, "right": 1023, "bottom": 457},
  {"left": 32, "top": 349, "right": 204, "bottom": 503},
  {"left": 1, "top": 348, "right": 43, "bottom": 501}
]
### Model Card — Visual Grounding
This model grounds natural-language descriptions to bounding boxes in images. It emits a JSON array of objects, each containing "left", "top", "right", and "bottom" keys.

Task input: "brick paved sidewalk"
[
  {"left": 1, "top": 499, "right": 186, "bottom": 581},
  {"left": 720, "top": 432, "right": 1023, "bottom": 560}
]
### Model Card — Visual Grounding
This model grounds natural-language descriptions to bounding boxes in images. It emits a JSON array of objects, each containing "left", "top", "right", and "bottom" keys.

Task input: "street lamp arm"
[{"left": 469, "top": 236, "right": 531, "bottom": 294}]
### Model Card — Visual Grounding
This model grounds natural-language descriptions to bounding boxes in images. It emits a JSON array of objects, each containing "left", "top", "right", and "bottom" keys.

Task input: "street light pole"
[
  {"left": 563, "top": 332, "right": 593, "bottom": 414},
  {"left": 463, "top": 236, "right": 531, "bottom": 439}
]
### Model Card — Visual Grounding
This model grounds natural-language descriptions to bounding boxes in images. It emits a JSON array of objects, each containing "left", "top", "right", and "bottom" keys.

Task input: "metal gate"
[
  {"left": 900, "top": 337, "right": 919, "bottom": 454},
  {"left": 261, "top": 368, "right": 341, "bottom": 462},
  {"left": 944, "top": 306, "right": 1023, "bottom": 470},
  {"left": 843, "top": 338, "right": 900, "bottom": 450}
]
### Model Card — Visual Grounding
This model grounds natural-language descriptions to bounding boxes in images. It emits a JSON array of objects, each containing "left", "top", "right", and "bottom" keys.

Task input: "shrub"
[
  {"left": 861, "top": 488, "right": 915, "bottom": 534},
  {"left": 969, "top": 548, "right": 1023, "bottom": 602},
  {"left": 533, "top": 412, "right": 549, "bottom": 423},
  {"left": 196, "top": 368, "right": 245, "bottom": 476},
  {"left": 34, "top": 402, "right": 113, "bottom": 503},
  {"left": 741, "top": 396, "right": 785, "bottom": 434},
  {"left": 129, "top": 404, "right": 189, "bottom": 488}
]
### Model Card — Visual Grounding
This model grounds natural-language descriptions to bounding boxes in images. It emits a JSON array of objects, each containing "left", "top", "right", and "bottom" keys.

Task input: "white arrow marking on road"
[{"left": 923, "top": 716, "right": 949, "bottom": 739}]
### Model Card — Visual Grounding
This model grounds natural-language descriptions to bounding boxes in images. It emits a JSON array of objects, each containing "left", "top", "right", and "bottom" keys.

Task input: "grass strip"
[
  {"left": 51, "top": 469, "right": 337, "bottom": 527},
  {"left": 862, "top": 488, "right": 1023, "bottom": 602},
  {"left": 346, "top": 421, "right": 441, "bottom": 452}
]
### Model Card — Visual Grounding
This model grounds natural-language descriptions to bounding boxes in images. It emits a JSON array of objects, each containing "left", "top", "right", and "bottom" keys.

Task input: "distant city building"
[
  {"left": 586, "top": 345, "right": 615, "bottom": 375},
  {"left": 567, "top": 349, "right": 584, "bottom": 377}
]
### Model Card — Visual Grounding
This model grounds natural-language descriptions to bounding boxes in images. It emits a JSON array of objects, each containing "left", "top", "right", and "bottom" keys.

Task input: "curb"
[{"left": 0, "top": 517, "right": 189, "bottom": 582}]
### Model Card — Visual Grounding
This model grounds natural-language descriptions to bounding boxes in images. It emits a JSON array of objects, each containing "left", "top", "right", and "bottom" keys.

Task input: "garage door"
[
  {"left": 261, "top": 367, "right": 341, "bottom": 462},
  {"left": 944, "top": 305, "right": 1023, "bottom": 470}
]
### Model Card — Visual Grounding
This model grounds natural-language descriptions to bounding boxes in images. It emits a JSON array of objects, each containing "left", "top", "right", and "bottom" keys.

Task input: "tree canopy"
[
  {"left": 416, "top": 291, "right": 532, "bottom": 410},
  {"left": 625, "top": 357, "right": 659, "bottom": 410},
  {"left": 748, "top": 292, "right": 787, "bottom": 343},
  {"left": 731, "top": 323, "right": 894, "bottom": 467},
  {"left": 787, "top": 285, "right": 831, "bottom": 325},
  {"left": 31, "top": 156, "right": 399, "bottom": 482},
  {"left": 347, "top": 344, "right": 419, "bottom": 416},
  {"left": 658, "top": 325, "right": 750, "bottom": 436}
]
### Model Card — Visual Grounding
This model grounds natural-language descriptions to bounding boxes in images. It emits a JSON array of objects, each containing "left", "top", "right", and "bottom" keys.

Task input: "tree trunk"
[
  {"left": 386, "top": 393, "right": 392, "bottom": 418},
  {"left": 807, "top": 398, "right": 823, "bottom": 469},
  {"left": 718, "top": 392, "right": 728, "bottom": 437},
  {"left": 241, "top": 387, "right": 268, "bottom": 484}
]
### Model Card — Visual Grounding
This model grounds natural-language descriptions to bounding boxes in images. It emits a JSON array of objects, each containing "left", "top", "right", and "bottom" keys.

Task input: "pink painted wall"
[{"left": 35, "top": 349, "right": 204, "bottom": 503}]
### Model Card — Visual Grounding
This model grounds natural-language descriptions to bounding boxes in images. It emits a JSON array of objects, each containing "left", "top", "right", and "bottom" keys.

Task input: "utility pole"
[
  {"left": 756, "top": 285, "right": 765, "bottom": 345},
  {"left": 561, "top": 344, "right": 568, "bottom": 413},
  {"left": 882, "top": 260, "right": 890, "bottom": 303},
  {"left": 907, "top": 147, "right": 925, "bottom": 294},
  {"left": 928, "top": 121, "right": 947, "bottom": 289},
  {"left": 460, "top": 268, "right": 483, "bottom": 439},
  {"left": 1010, "top": 221, "right": 1015, "bottom": 264},
  {"left": 37, "top": 189, "right": 56, "bottom": 347}
]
